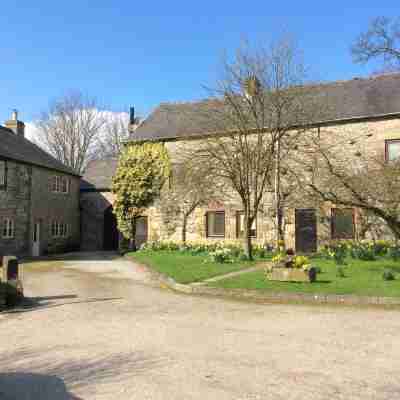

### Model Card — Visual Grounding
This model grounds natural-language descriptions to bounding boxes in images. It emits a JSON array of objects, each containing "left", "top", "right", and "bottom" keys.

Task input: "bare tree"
[
  {"left": 95, "top": 112, "right": 131, "bottom": 158},
  {"left": 160, "top": 157, "right": 222, "bottom": 243},
  {"left": 35, "top": 91, "right": 106, "bottom": 173},
  {"left": 181, "top": 39, "right": 319, "bottom": 258},
  {"left": 300, "top": 129, "right": 400, "bottom": 240},
  {"left": 352, "top": 17, "right": 400, "bottom": 70}
]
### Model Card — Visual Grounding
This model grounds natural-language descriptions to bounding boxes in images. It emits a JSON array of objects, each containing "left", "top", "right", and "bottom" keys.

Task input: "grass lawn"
[
  {"left": 128, "top": 250, "right": 267, "bottom": 284},
  {"left": 209, "top": 257, "right": 400, "bottom": 297}
]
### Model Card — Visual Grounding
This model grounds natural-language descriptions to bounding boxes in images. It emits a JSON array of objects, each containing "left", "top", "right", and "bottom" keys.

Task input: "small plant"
[
  {"left": 208, "top": 248, "right": 233, "bottom": 264},
  {"left": 323, "top": 241, "right": 348, "bottom": 265},
  {"left": 336, "top": 265, "right": 346, "bottom": 278},
  {"left": 272, "top": 252, "right": 286, "bottom": 265},
  {"left": 383, "top": 269, "right": 395, "bottom": 281},
  {"left": 293, "top": 255, "right": 310, "bottom": 269}
]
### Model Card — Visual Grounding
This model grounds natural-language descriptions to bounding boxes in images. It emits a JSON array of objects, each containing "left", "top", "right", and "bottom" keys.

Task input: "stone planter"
[{"left": 266, "top": 267, "right": 317, "bottom": 283}]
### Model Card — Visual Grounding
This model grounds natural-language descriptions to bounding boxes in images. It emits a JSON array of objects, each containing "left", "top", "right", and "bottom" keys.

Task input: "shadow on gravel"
[
  {"left": 21, "top": 251, "right": 121, "bottom": 265},
  {"left": 0, "top": 373, "right": 83, "bottom": 400},
  {"left": 0, "top": 349, "right": 174, "bottom": 398},
  {"left": 2, "top": 296, "right": 123, "bottom": 314}
]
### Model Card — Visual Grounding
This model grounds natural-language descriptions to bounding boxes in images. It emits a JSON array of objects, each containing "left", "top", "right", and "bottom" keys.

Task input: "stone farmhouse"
[
  {"left": 80, "top": 73, "right": 400, "bottom": 253},
  {"left": 0, "top": 111, "right": 81, "bottom": 257}
]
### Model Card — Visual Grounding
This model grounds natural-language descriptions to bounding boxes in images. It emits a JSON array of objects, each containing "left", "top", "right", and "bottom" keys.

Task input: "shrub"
[
  {"left": 372, "top": 240, "right": 391, "bottom": 256},
  {"left": 350, "top": 242, "right": 376, "bottom": 261},
  {"left": 388, "top": 245, "right": 400, "bottom": 261},
  {"left": 383, "top": 269, "right": 395, "bottom": 281},
  {"left": 208, "top": 248, "right": 233, "bottom": 263}
]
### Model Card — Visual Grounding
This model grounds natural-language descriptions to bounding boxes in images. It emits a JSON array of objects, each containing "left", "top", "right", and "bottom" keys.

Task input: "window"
[
  {"left": 331, "top": 208, "right": 354, "bottom": 239},
  {"left": 206, "top": 211, "right": 225, "bottom": 237},
  {"left": 0, "top": 160, "right": 7, "bottom": 190},
  {"left": 2, "top": 218, "right": 15, "bottom": 239},
  {"left": 51, "top": 220, "right": 58, "bottom": 237},
  {"left": 61, "top": 177, "right": 70, "bottom": 193},
  {"left": 51, "top": 221, "right": 69, "bottom": 238},
  {"left": 236, "top": 212, "right": 257, "bottom": 238},
  {"left": 385, "top": 139, "right": 400, "bottom": 162},
  {"left": 52, "top": 176, "right": 61, "bottom": 192}
]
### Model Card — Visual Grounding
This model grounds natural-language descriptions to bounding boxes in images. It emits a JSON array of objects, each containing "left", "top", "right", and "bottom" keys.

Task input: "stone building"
[
  {"left": 81, "top": 73, "right": 400, "bottom": 252},
  {"left": 0, "top": 111, "right": 81, "bottom": 257},
  {"left": 80, "top": 158, "right": 149, "bottom": 251}
]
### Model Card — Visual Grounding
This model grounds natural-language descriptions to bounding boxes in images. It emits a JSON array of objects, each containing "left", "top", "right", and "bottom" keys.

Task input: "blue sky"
[{"left": 0, "top": 1, "right": 398, "bottom": 124}]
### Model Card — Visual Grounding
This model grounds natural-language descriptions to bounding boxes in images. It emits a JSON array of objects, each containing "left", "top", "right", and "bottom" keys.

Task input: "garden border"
[{"left": 126, "top": 256, "right": 400, "bottom": 307}]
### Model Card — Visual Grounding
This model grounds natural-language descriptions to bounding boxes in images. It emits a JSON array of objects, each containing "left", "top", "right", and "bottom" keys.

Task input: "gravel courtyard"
[{"left": 1, "top": 252, "right": 400, "bottom": 400}]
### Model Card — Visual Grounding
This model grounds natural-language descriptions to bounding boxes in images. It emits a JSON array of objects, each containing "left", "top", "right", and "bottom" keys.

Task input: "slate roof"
[
  {"left": 131, "top": 73, "right": 400, "bottom": 142},
  {"left": 0, "top": 126, "right": 80, "bottom": 176},
  {"left": 80, "top": 158, "right": 118, "bottom": 191}
]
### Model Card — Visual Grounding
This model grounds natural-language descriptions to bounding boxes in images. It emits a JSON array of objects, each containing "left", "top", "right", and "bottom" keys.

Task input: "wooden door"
[{"left": 295, "top": 209, "right": 317, "bottom": 253}]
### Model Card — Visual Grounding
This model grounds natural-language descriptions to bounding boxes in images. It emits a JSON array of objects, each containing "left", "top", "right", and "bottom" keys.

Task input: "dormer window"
[
  {"left": 385, "top": 139, "right": 400, "bottom": 162},
  {"left": 0, "top": 160, "right": 7, "bottom": 190}
]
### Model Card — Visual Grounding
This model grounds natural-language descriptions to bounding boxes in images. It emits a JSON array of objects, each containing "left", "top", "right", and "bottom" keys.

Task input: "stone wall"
[
  {"left": 0, "top": 160, "right": 80, "bottom": 258},
  {"left": 30, "top": 168, "right": 80, "bottom": 255},
  {"left": 142, "top": 117, "right": 400, "bottom": 248},
  {"left": 0, "top": 160, "right": 31, "bottom": 256},
  {"left": 80, "top": 191, "right": 115, "bottom": 251}
]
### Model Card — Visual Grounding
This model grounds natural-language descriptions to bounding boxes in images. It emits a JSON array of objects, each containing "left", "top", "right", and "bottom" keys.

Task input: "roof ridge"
[{"left": 155, "top": 73, "right": 400, "bottom": 108}]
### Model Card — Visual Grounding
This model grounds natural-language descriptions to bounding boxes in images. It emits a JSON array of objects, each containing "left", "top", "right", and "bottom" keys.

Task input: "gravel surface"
[{"left": 1, "top": 252, "right": 400, "bottom": 400}]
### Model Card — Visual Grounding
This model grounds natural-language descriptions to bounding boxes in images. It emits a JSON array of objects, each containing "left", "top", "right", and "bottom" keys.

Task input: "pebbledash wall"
[
  {"left": 0, "top": 160, "right": 80, "bottom": 257},
  {"left": 134, "top": 116, "right": 400, "bottom": 250}
]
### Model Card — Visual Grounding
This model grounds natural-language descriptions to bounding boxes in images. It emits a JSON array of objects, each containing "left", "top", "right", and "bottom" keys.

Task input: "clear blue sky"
[{"left": 0, "top": 1, "right": 397, "bottom": 123}]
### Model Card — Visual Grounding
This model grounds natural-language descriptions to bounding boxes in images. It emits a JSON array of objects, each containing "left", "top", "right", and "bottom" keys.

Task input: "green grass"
[
  {"left": 128, "top": 250, "right": 265, "bottom": 284},
  {"left": 210, "top": 257, "right": 400, "bottom": 297}
]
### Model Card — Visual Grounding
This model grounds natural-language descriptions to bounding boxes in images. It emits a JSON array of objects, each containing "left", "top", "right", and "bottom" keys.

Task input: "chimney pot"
[{"left": 11, "top": 109, "right": 18, "bottom": 121}]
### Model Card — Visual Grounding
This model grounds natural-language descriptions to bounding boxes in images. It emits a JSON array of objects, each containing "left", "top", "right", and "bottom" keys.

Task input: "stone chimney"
[
  {"left": 128, "top": 106, "right": 141, "bottom": 134},
  {"left": 4, "top": 109, "right": 25, "bottom": 138}
]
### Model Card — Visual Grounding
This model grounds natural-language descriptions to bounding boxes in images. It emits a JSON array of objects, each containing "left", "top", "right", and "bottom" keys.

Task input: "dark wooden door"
[
  {"left": 295, "top": 209, "right": 317, "bottom": 253},
  {"left": 103, "top": 206, "right": 119, "bottom": 251},
  {"left": 135, "top": 216, "right": 148, "bottom": 249}
]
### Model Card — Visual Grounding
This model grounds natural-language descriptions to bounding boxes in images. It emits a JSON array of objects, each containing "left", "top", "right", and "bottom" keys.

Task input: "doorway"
[
  {"left": 295, "top": 209, "right": 317, "bottom": 253},
  {"left": 32, "top": 221, "right": 41, "bottom": 257},
  {"left": 103, "top": 206, "right": 119, "bottom": 251}
]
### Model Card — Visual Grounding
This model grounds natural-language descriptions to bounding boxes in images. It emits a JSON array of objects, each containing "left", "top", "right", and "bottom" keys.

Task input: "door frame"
[{"left": 32, "top": 221, "right": 41, "bottom": 257}]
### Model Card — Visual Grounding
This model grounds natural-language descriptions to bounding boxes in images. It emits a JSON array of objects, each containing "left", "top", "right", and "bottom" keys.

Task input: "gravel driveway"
[{"left": 1, "top": 252, "right": 400, "bottom": 400}]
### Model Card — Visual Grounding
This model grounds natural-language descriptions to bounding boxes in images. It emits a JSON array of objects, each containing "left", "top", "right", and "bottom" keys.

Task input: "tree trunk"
[
  {"left": 182, "top": 214, "right": 188, "bottom": 243},
  {"left": 274, "top": 137, "right": 284, "bottom": 248},
  {"left": 242, "top": 210, "right": 253, "bottom": 260},
  {"left": 385, "top": 216, "right": 400, "bottom": 241},
  {"left": 130, "top": 218, "right": 137, "bottom": 251}
]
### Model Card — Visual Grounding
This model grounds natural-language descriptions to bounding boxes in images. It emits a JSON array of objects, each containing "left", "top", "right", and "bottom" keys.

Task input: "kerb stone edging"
[{"left": 125, "top": 256, "right": 400, "bottom": 307}]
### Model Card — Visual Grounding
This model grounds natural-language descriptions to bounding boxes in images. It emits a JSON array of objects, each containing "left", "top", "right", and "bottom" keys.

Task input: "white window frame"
[
  {"left": 52, "top": 176, "right": 61, "bottom": 193},
  {"left": 2, "top": 218, "right": 15, "bottom": 239}
]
